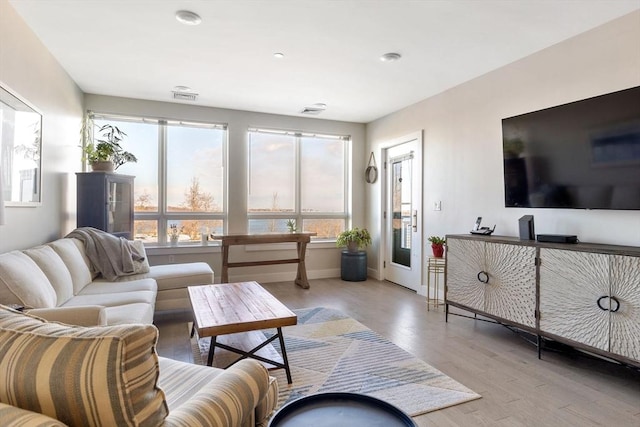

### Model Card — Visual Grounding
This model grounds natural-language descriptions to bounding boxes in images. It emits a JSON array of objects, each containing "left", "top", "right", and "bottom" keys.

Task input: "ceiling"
[{"left": 8, "top": 0, "right": 640, "bottom": 123}]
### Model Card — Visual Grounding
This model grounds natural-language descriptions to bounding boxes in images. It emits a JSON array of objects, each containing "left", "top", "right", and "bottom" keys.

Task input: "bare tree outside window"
[{"left": 177, "top": 177, "right": 216, "bottom": 239}]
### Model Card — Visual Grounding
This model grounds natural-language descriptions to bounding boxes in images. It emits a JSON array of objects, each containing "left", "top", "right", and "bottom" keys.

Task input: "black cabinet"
[{"left": 76, "top": 172, "right": 134, "bottom": 239}]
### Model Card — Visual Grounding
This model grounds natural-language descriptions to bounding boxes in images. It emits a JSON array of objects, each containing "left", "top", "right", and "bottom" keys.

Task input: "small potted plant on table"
[
  {"left": 428, "top": 236, "right": 446, "bottom": 258},
  {"left": 169, "top": 224, "right": 181, "bottom": 246},
  {"left": 286, "top": 219, "right": 297, "bottom": 233}
]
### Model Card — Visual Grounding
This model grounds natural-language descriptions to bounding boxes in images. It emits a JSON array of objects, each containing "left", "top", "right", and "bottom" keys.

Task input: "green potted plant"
[
  {"left": 82, "top": 123, "right": 137, "bottom": 172},
  {"left": 428, "top": 236, "right": 446, "bottom": 258},
  {"left": 336, "top": 227, "right": 372, "bottom": 253},
  {"left": 286, "top": 219, "right": 297, "bottom": 233}
]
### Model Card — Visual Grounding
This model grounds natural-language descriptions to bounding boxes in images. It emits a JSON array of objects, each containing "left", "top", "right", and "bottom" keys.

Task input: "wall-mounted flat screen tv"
[{"left": 502, "top": 86, "right": 640, "bottom": 210}]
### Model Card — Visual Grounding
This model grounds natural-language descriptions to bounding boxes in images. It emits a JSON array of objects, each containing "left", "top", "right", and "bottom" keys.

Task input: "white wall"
[
  {"left": 0, "top": 0, "right": 84, "bottom": 253},
  {"left": 366, "top": 11, "right": 640, "bottom": 273},
  {"left": 85, "top": 94, "right": 366, "bottom": 281}
]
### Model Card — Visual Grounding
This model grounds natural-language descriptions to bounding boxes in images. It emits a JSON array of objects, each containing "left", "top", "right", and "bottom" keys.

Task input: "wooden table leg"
[
  {"left": 221, "top": 244, "right": 229, "bottom": 283},
  {"left": 294, "top": 241, "right": 310, "bottom": 289}
]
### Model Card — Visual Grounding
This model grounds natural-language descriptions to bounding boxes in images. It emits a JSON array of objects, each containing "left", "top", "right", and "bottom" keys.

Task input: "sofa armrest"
[
  {"left": 26, "top": 305, "right": 107, "bottom": 326},
  {"left": 0, "top": 402, "right": 67, "bottom": 426},
  {"left": 160, "top": 359, "right": 270, "bottom": 427}
]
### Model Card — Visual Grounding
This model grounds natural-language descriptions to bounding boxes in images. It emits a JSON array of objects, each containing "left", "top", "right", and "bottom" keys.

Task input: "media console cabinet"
[{"left": 445, "top": 234, "right": 640, "bottom": 368}]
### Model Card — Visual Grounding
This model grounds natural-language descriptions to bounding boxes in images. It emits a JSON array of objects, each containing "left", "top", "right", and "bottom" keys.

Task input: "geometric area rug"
[{"left": 191, "top": 306, "right": 481, "bottom": 417}]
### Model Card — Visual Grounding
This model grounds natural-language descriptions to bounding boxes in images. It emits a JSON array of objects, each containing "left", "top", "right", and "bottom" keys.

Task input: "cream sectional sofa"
[{"left": 0, "top": 237, "right": 214, "bottom": 325}]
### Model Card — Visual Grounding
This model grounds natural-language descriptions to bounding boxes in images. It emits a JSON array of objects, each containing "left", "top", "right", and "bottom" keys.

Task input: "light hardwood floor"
[{"left": 154, "top": 278, "right": 640, "bottom": 426}]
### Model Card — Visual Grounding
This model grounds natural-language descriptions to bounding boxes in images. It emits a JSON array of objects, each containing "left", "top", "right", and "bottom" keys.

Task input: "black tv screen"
[{"left": 502, "top": 86, "right": 640, "bottom": 210}]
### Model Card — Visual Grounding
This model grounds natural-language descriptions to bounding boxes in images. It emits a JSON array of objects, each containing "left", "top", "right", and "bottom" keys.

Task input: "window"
[
  {"left": 92, "top": 115, "right": 226, "bottom": 245},
  {"left": 247, "top": 128, "right": 349, "bottom": 239}
]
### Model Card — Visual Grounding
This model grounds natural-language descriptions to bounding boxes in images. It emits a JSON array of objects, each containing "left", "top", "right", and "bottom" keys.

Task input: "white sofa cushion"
[
  {"left": 23, "top": 245, "right": 74, "bottom": 305},
  {"left": 79, "top": 278, "right": 157, "bottom": 295},
  {"left": 61, "top": 290, "right": 156, "bottom": 308},
  {"left": 48, "top": 238, "right": 93, "bottom": 295},
  {"left": 102, "top": 303, "right": 155, "bottom": 325},
  {"left": 0, "top": 251, "right": 57, "bottom": 308},
  {"left": 118, "top": 262, "right": 214, "bottom": 291}
]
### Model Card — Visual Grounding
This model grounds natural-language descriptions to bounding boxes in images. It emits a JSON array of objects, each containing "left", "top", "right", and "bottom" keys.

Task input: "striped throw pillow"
[{"left": 0, "top": 305, "right": 168, "bottom": 427}]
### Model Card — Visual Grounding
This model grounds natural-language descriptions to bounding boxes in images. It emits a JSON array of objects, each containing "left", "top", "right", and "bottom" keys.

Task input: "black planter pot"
[{"left": 341, "top": 250, "right": 367, "bottom": 281}]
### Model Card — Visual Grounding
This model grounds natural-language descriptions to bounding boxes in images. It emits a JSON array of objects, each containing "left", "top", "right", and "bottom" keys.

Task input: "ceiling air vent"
[
  {"left": 173, "top": 91, "right": 198, "bottom": 101},
  {"left": 300, "top": 102, "right": 327, "bottom": 115},
  {"left": 300, "top": 107, "right": 323, "bottom": 115}
]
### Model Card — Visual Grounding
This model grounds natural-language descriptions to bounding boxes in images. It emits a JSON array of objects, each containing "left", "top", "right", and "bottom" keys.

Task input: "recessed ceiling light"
[
  {"left": 175, "top": 10, "right": 202, "bottom": 25},
  {"left": 273, "top": 52, "right": 285, "bottom": 59},
  {"left": 380, "top": 52, "right": 402, "bottom": 62},
  {"left": 173, "top": 85, "right": 193, "bottom": 92}
]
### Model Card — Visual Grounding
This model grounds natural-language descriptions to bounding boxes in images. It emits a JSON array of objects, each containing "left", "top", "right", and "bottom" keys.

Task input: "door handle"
[{"left": 412, "top": 210, "right": 418, "bottom": 231}]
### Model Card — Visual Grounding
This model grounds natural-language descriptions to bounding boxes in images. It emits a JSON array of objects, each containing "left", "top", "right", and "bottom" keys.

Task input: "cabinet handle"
[
  {"left": 610, "top": 296, "right": 620, "bottom": 313},
  {"left": 596, "top": 296, "right": 609, "bottom": 311},
  {"left": 477, "top": 271, "right": 489, "bottom": 284}
]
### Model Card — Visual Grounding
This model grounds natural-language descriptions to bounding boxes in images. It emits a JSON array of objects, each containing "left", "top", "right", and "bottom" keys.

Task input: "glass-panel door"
[
  {"left": 384, "top": 137, "right": 422, "bottom": 291},
  {"left": 391, "top": 157, "right": 412, "bottom": 267}
]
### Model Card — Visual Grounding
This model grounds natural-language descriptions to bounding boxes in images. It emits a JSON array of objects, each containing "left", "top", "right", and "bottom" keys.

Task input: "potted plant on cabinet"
[
  {"left": 428, "top": 236, "right": 446, "bottom": 258},
  {"left": 336, "top": 227, "right": 372, "bottom": 252},
  {"left": 336, "top": 228, "right": 372, "bottom": 281},
  {"left": 82, "top": 123, "right": 137, "bottom": 172}
]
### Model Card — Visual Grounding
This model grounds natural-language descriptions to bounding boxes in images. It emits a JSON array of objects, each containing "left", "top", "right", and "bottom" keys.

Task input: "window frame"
[
  {"left": 247, "top": 127, "right": 350, "bottom": 240},
  {"left": 90, "top": 113, "right": 228, "bottom": 245}
]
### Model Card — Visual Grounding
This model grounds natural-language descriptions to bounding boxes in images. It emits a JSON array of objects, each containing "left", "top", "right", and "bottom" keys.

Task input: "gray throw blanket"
[{"left": 66, "top": 227, "right": 145, "bottom": 281}]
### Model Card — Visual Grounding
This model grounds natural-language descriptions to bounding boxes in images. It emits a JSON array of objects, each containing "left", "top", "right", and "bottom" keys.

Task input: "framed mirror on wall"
[{"left": 0, "top": 83, "right": 42, "bottom": 206}]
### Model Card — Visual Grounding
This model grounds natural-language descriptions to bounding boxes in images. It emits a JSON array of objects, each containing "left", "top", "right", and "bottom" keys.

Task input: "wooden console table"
[{"left": 211, "top": 232, "right": 317, "bottom": 288}]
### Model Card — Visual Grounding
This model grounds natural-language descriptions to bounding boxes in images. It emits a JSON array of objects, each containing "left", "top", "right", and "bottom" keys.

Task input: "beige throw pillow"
[{"left": 0, "top": 251, "right": 57, "bottom": 308}]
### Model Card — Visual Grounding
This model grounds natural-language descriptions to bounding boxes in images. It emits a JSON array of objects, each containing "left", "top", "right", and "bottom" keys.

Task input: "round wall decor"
[{"left": 365, "top": 152, "right": 378, "bottom": 184}]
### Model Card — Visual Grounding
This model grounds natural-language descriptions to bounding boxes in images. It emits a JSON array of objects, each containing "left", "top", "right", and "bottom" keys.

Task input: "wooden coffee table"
[{"left": 188, "top": 281, "right": 297, "bottom": 383}]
